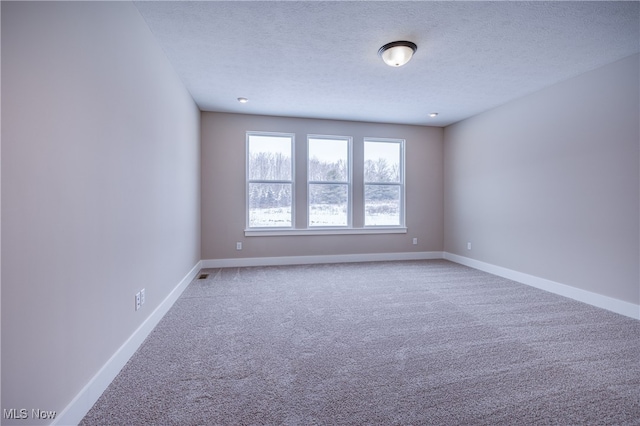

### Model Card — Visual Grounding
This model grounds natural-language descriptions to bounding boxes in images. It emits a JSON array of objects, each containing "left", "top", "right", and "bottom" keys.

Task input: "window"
[
  {"left": 308, "top": 135, "right": 351, "bottom": 227},
  {"left": 364, "top": 138, "right": 404, "bottom": 226},
  {"left": 245, "top": 131, "right": 406, "bottom": 235},
  {"left": 246, "top": 132, "right": 294, "bottom": 228}
]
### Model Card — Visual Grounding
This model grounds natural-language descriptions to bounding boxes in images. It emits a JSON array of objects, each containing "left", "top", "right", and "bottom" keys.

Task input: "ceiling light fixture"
[
  {"left": 378, "top": 41, "right": 417, "bottom": 67},
  {"left": 237, "top": 97, "right": 248, "bottom": 103},
  {"left": 429, "top": 113, "right": 438, "bottom": 118}
]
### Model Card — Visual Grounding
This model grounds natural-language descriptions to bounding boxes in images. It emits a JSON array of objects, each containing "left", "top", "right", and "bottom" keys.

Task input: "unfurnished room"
[{"left": 1, "top": 1, "right": 639, "bottom": 425}]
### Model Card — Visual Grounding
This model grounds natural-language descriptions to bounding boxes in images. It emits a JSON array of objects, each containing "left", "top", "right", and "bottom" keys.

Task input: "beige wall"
[
  {"left": 202, "top": 113, "right": 444, "bottom": 260},
  {"left": 1, "top": 2, "right": 200, "bottom": 422},
  {"left": 444, "top": 54, "right": 640, "bottom": 305}
]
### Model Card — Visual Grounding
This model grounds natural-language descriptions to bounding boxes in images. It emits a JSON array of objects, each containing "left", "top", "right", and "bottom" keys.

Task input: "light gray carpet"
[{"left": 81, "top": 260, "right": 640, "bottom": 425}]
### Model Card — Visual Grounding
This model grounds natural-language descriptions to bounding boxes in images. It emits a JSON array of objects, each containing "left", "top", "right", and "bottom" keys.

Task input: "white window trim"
[
  {"left": 245, "top": 227, "right": 407, "bottom": 237},
  {"left": 245, "top": 133, "right": 407, "bottom": 236},
  {"left": 246, "top": 131, "right": 295, "bottom": 229},
  {"left": 307, "top": 134, "right": 353, "bottom": 228},
  {"left": 363, "top": 137, "right": 406, "bottom": 228}
]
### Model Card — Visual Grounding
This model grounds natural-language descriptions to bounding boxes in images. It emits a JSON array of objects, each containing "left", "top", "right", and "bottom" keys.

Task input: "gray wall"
[
  {"left": 202, "top": 113, "right": 444, "bottom": 260},
  {"left": 444, "top": 54, "right": 640, "bottom": 305},
  {"left": 1, "top": 2, "right": 200, "bottom": 422}
]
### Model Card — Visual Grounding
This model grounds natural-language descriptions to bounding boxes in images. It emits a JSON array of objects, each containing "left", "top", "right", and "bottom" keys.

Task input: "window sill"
[{"left": 244, "top": 227, "right": 407, "bottom": 237}]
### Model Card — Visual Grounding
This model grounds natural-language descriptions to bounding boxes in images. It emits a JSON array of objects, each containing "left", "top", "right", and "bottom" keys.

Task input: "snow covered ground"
[{"left": 249, "top": 202, "right": 399, "bottom": 227}]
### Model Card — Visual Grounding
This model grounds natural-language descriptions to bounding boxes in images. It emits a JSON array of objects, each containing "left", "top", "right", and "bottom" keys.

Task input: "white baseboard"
[
  {"left": 443, "top": 252, "right": 640, "bottom": 320},
  {"left": 53, "top": 261, "right": 202, "bottom": 426},
  {"left": 202, "top": 251, "right": 443, "bottom": 268}
]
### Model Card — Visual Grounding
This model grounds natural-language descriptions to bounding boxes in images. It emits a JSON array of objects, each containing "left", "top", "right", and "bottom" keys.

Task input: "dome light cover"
[{"left": 378, "top": 41, "right": 417, "bottom": 67}]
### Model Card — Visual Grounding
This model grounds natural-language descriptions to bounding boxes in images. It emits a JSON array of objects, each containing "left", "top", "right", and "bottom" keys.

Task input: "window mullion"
[
  {"left": 364, "top": 182, "right": 401, "bottom": 186},
  {"left": 309, "top": 181, "right": 349, "bottom": 185},
  {"left": 249, "top": 179, "right": 293, "bottom": 184}
]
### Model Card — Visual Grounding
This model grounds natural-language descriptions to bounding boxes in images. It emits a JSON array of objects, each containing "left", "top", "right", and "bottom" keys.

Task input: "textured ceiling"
[{"left": 134, "top": 1, "right": 640, "bottom": 127}]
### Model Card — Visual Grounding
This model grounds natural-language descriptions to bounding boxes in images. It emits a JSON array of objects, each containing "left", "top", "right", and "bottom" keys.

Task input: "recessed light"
[
  {"left": 429, "top": 113, "right": 438, "bottom": 118},
  {"left": 237, "top": 97, "right": 248, "bottom": 103}
]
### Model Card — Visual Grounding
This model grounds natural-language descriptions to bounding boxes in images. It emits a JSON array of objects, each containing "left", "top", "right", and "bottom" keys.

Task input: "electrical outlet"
[
  {"left": 140, "top": 288, "right": 145, "bottom": 305},
  {"left": 236, "top": 242, "right": 242, "bottom": 250},
  {"left": 412, "top": 238, "right": 418, "bottom": 245},
  {"left": 467, "top": 242, "right": 472, "bottom": 250},
  {"left": 135, "top": 292, "right": 141, "bottom": 311}
]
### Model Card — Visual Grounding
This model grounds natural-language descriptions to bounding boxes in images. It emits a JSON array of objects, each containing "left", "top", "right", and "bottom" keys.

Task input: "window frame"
[
  {"left": 363, "top": 137, "right": 406, "bottom": 228},
  {"left": 244, "top": 133, "right": 408, "bottom": 236},
  {"left": 245, "top": 131, "right": 295, "bottom": 230},
  {"left": 307, "top": 134, "right": 353, "bottom": 229}
]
